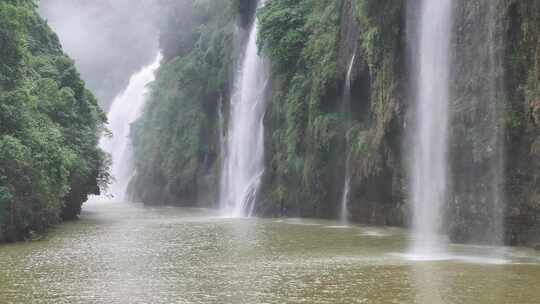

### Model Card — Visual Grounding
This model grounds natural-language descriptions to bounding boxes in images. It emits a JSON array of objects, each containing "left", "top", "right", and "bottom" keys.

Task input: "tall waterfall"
[
  {"left": 410, "top": 0, "right": 453, "bottom": 254},
  {"left": 340, "top": 52, "right": 356, "bottom": 224},
  {"left": 484, "top": 0, "right": 505, "bottom": 246},
  {"left": 99, "top": 54, "right": 161, "bottom": 201},
  {"left": 220, "top": 4, "right": 268, "bottom": 217}
]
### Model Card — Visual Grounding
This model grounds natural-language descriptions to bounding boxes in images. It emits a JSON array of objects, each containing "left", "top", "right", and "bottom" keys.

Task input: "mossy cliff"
[
  {"left": 255, "top": 0, "right": 406, "bottom": 224},
  {"left": 129, "top": 0, "right": 237, "bottom": 206},
  {"left": 131, "top": 0, "right": 540, "bottom": 246}
]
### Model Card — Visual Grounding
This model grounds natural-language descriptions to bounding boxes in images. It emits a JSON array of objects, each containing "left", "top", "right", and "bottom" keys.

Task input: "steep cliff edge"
[{"left": 445, "top": 0, "right": 540, "bottom": 245}]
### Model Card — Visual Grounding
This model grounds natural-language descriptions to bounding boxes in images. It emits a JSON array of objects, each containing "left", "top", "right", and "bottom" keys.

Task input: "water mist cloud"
[{"left": 39, "top": 0, "right": 161, "bottom": 110}]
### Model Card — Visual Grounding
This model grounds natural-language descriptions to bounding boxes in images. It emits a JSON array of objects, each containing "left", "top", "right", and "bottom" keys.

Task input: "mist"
[{"left": 39, "top": 0, "right": 161, "bottom": 110}]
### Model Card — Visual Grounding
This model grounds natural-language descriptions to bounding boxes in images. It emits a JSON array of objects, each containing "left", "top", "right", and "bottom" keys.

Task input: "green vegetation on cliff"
[
  {"left": 257, "top": 0, "right": 342, "bottom": 217},
  {"left": 129, "top": 0, "right": 236, "bottom": 205},
  {"left": 256, "top": 0, "right": 405, "bottom": 221},
  {"left": 0, "top": 0, "right": 108, "bottom": 242}
]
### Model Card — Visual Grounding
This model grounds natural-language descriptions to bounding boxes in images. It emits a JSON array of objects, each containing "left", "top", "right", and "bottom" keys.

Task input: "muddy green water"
[{"left": 1, "top": 201, "right": 540, "bottom": 304}]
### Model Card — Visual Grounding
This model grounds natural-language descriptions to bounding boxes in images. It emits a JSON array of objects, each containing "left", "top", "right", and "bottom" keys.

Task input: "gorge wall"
[{"left": 130, "top": 0, "right": 540, "bottom": 246}]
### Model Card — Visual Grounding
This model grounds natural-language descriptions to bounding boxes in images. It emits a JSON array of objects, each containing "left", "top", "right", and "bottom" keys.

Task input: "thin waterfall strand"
[
  {"left": 486, "top": 0, "right": 505, "bottom": 246},
  {"left": 340, "top": 52, "right": 356, "bottom": 224}
]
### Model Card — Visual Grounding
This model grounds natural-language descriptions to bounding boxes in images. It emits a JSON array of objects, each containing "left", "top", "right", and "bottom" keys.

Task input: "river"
[{"left": 1, "top": 201, "right": 540, "bottom": 303}]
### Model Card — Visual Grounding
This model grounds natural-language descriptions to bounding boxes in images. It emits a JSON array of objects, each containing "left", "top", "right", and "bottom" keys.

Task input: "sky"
[{"left": 39, "top": 0, "right": 161, "bottom": 110}]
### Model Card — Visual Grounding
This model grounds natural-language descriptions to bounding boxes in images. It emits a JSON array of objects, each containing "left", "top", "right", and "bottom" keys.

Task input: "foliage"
[
  {"left": 255, "top": 0, "right": 405, "bottom": 217},
  {"left": 257, "top": 0, "right": 343, "bottom": 216},
  {"left": 130, "top": 0, "right": 235, "bottom": 205},
  {"left": 257, "top": 0, "right": 309, "bottom": 73},
  {"left": 0, "top": 0, "right": 107, "bottom": 241},
  {"left": 355, "top": 0, "right": 403, "bottom": 70}
]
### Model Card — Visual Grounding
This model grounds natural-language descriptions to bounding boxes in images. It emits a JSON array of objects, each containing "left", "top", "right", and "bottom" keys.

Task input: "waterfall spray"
[{"left": 98, "top": 54, "right": 161, "bottom": 201}]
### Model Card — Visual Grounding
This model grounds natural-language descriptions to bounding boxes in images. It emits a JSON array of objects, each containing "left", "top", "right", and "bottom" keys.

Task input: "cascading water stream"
[
  {"left": 410, "top": 0, "right": 453, "bottom": 255},
  {"left": 98, "top": 54, "right": 161, "bottom": 201},
  {"left": 340, "top": 150, "right": 352, "bottom": 224},
  {"left": 218, "top": 95, "right": 226, "bottom": 181},
  {"left": 340, "top": 52, "right": 357, "bottom": 224},
  {"left": 220, "top": 3, "right": 268, "bottom": 217},
  {"left": 485, "top": 0, "right": 505, "bottom": 246}
]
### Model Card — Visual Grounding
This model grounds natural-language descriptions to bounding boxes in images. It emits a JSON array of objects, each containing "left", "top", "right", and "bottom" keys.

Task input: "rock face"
[
  {"left": 131, "top": 0, "right": 540, "bottom": 246},
  {"left": 447, "top": 0, "right": 507, "bottom": 244},
  {"left": 501, "top": 0, "right": 540, "bottom": 246}
]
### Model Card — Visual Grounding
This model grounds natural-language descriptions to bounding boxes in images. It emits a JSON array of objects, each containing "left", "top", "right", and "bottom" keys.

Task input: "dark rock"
[
  {"left": 4, "top": 225, "right": 18, "bottom": 243},
  {"left": 530, "top": 100, "right": 540, "bottom": 126}
]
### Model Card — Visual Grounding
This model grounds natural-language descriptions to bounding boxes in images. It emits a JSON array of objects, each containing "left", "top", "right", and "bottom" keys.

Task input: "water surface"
[{"left": 1, "top": 201, "right": 540, "bottom": 303}]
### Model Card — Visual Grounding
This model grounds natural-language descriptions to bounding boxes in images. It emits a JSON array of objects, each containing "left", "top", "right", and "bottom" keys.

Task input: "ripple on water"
[{"left": 1, "top": 202, "right": 540, "bottom": 304}]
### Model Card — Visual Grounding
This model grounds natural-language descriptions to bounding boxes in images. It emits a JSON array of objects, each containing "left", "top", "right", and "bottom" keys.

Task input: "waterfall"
[
  {"left": 340, "top": 52, "right": 356, "bottom": 224},
  {"left": 410, "top": 0, "right": 453, "bottom": 254},
  {"left": 220, "top": 3, "right": 268, "bottom": 217},
  {"left": 340, "top": 151, "right": 352, "bottom": 224},
  {"left": 485, "top": 0, "right": 505, "bottom": 246},
  {"left": 98, "top": 54, "right": 161, "bottom": 201},
  {"left": 218, "top": 94, "right": 226, "bottom": 182}
]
